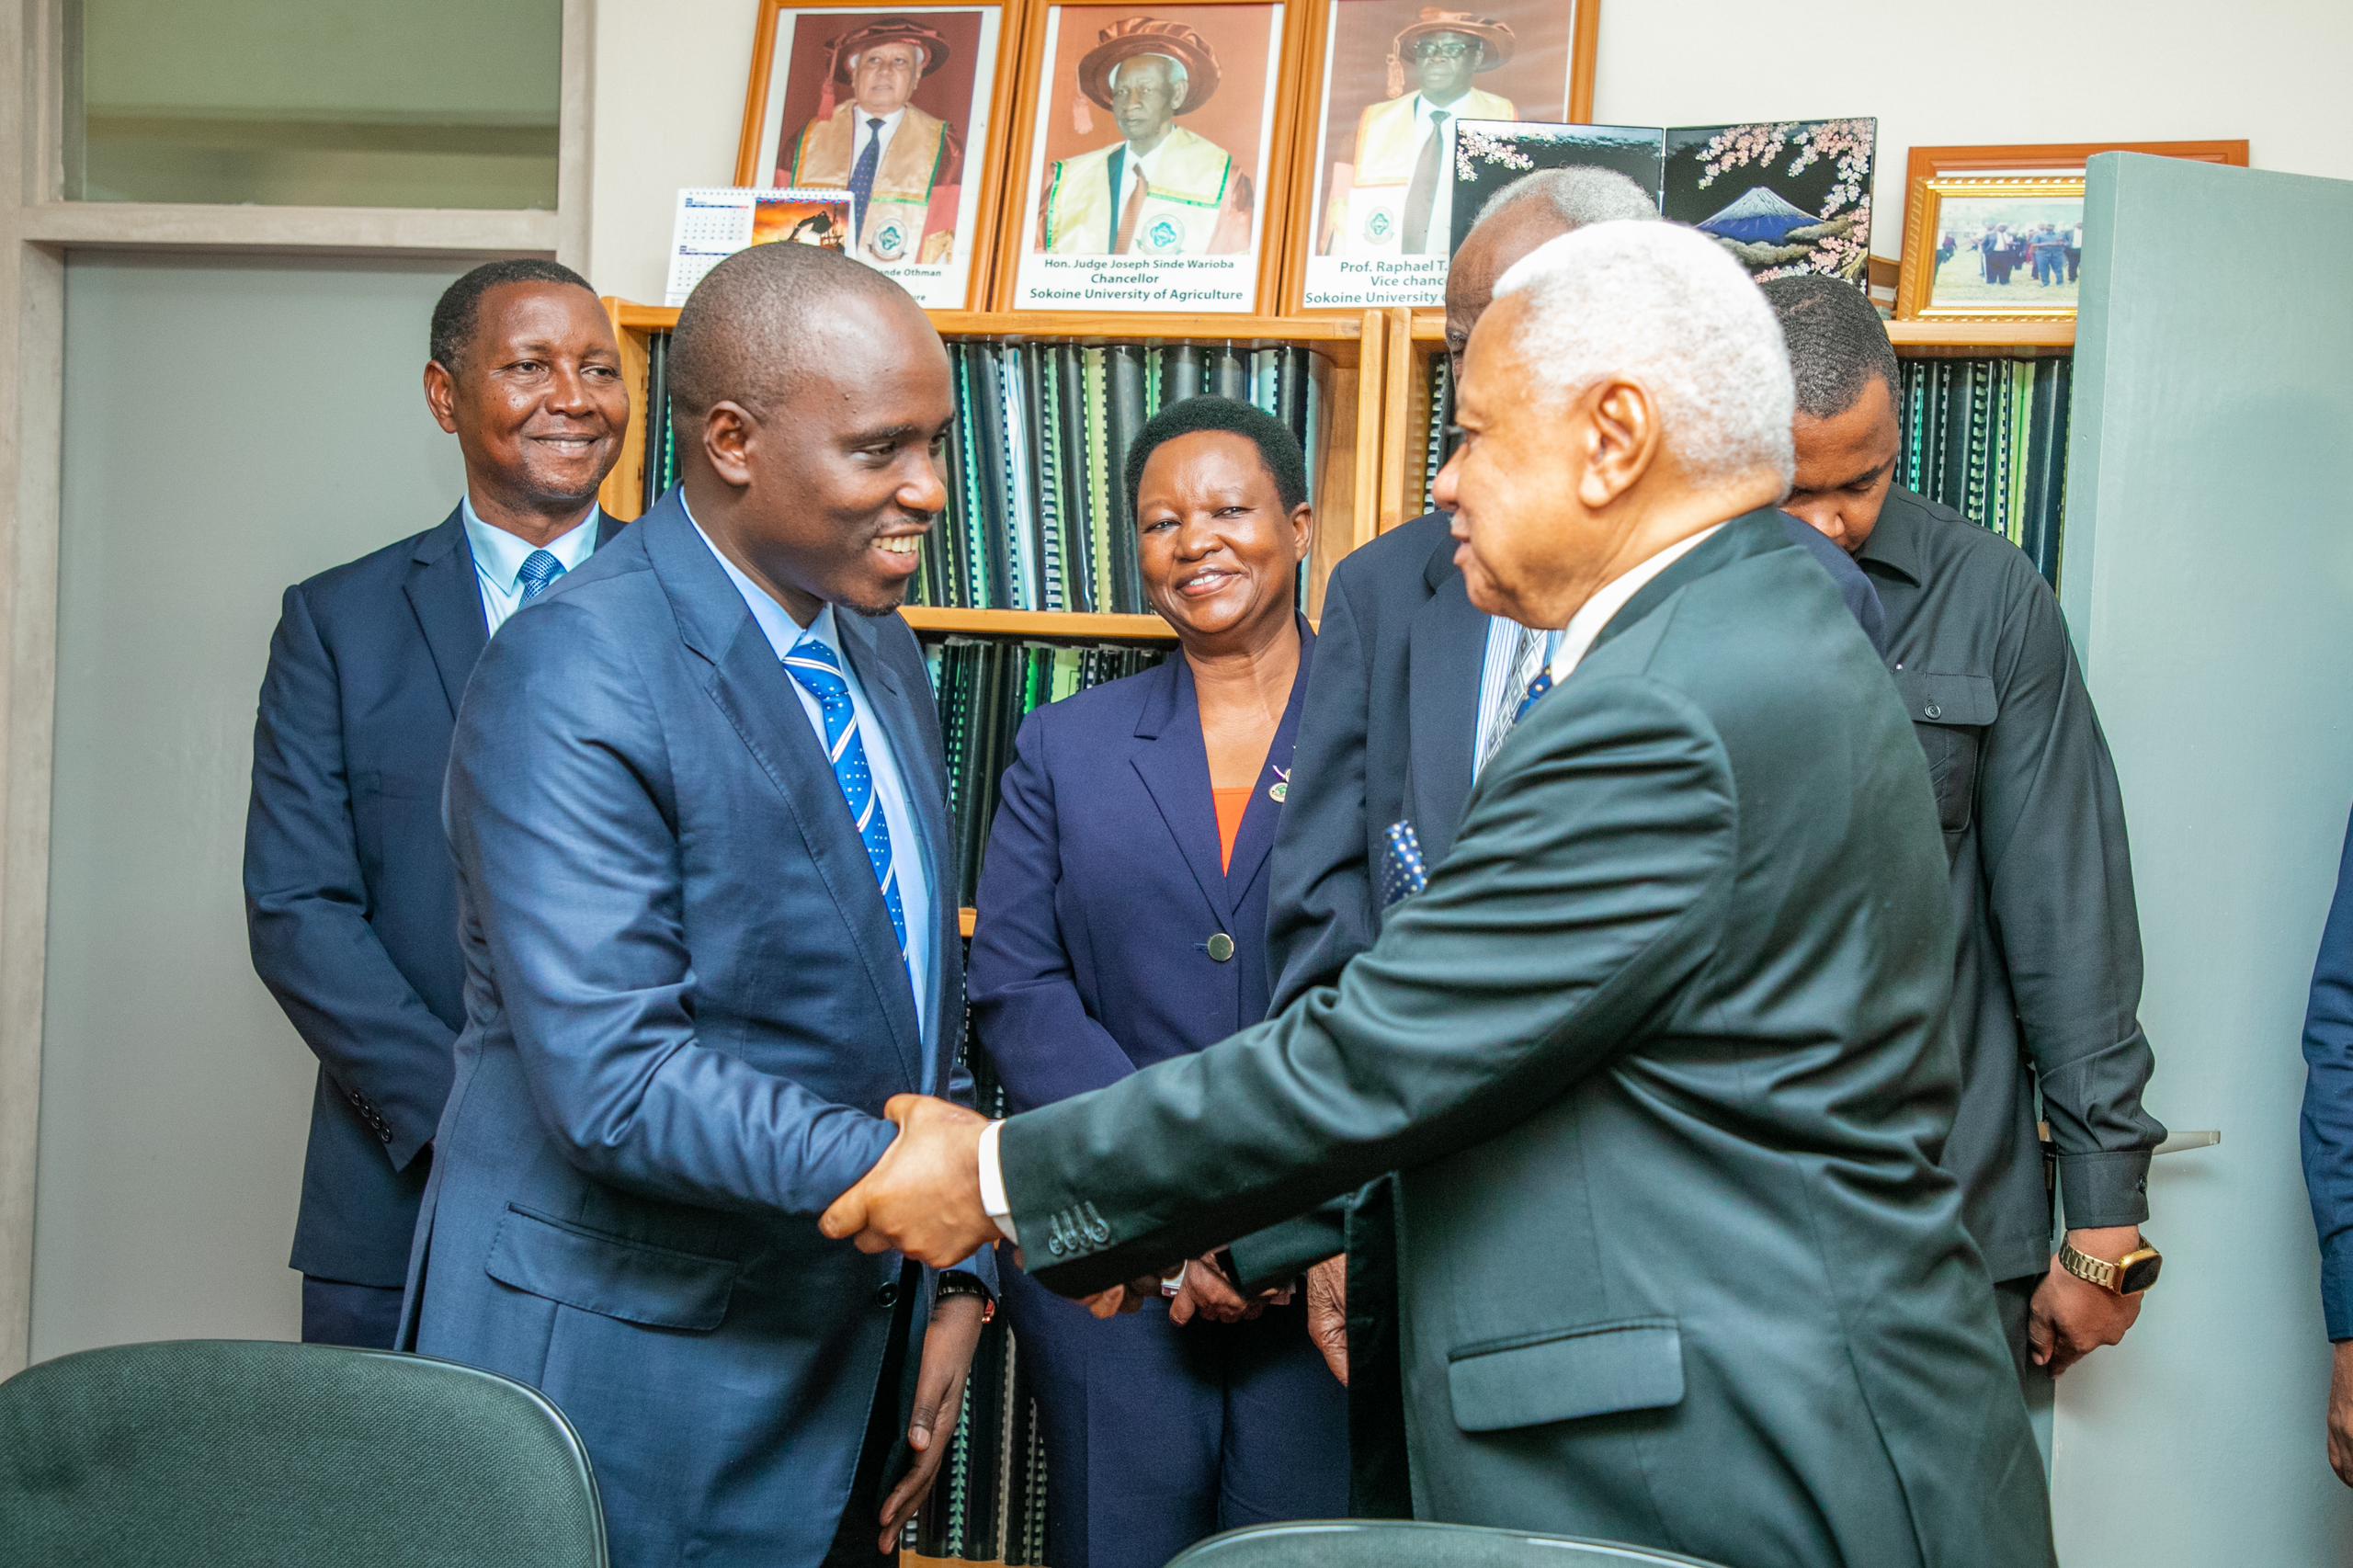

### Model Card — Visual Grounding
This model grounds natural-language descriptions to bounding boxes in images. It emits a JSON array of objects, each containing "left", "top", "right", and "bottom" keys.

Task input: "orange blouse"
[{"left": 1211, "top": 785, "right": 1253, "bottom": 873}]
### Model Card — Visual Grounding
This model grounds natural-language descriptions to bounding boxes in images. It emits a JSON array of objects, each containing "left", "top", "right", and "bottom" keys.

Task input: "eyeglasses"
[{"left": 1416, "top": 38, "right": 1480, "bottom": 60}]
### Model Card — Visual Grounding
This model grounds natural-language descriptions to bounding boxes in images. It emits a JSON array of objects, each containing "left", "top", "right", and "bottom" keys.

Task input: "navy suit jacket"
[
  {"left": 244, "top": 506, "right": 619, "bottom": 1287},
  {"left": 404, "top": 490, "right": 987, "bottom": 1568},
  {"left": 2303, "top": 803, "right": 2353, "bottom": 1339},
  {"left": 970, "top": 624, "right": 1313, "bottom": 1111}
]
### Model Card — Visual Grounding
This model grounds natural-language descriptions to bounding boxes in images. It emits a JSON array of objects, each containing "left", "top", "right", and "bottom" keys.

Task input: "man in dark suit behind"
[
  {"left": 820, "top": 220, "right": 2056, "bottom": 1568},
  {"left": 1241, "top": 166, "right": 1890, "bottom": 1512},
  {"left": 244, "top": 259, "right": 627, "bottom": 1348}
]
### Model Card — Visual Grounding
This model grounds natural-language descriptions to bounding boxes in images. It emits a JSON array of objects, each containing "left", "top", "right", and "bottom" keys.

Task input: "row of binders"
[
  {"left": 928, "top": 637, "right": 1166, "bottom": 907},
  {"left": 1416, "top": 353, "right": 2071, "bottom": 586},
  {"left": 637, "top": 333, "right": 1327, "bottom": 615}
]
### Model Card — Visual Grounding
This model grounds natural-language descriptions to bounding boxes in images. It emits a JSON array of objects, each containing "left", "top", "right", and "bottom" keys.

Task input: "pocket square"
[{"left": 1381, "top": 819, "right": 1428, "bottom": 911}]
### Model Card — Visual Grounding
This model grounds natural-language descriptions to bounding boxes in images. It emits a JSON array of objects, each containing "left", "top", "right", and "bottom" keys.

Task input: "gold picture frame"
[
  {"left": 733, "top": 0, "right": 1030, "bottom": 311},
  {"left": 1897, "top": 175, "right": 2086, "bottom": 323}
]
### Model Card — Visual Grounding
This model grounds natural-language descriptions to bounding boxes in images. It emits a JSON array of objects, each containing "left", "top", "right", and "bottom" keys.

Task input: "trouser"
[
  {"left": 300, "top": 1275, "right": 404, "bottom": 1349},
  {"left": 1993, "top": 1273, "right": 2057, "bottom": 1421}
]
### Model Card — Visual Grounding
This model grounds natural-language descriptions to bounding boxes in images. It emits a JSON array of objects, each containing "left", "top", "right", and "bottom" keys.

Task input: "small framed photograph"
[
  {"left": 1893, "top": 140, "right": 2247, "bottom": 319},
  {"left": 1290, "top": 0, "right": 1600, "bottom": 310},
  {"left": 997, "top": 0, "right": 1302, "bottom": 313},
  {"left": 1899, "top": 176, "right": 2086, "bottom": 321},
  {"left": 735, "top": 0, "right": 1022, "bottom": 310}
]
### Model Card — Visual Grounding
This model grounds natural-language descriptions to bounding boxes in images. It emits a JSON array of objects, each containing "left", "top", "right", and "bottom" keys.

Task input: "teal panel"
[{"left": 2053, "top": 153, "right": 2353, "bottom": 1565}]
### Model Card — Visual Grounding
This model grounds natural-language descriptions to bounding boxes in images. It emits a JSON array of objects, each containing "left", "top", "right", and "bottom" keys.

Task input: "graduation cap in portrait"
[
  {"left": 816, "top": 17, "right": 955, "bottom": 119},
  {"left": 1074, "top": 17, "right": 1223, "bottom": 133},
  {"left": 1385, "top": 8, "right": 1516, "bottom": 98}
]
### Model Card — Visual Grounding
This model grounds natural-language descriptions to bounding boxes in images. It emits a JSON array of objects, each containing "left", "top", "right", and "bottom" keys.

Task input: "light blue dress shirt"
[
  {"left": 460, "top": 498, "right": 601, "bottom": 636},
  {"left": 680, "top": 500, "right": 935, "bottom": 1040},
  {"left": 1471, "top": 618, "right": 1563, "bottom": 780}
]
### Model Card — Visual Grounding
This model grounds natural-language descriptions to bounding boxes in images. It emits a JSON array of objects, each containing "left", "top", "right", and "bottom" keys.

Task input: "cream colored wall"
[{"left": 586, "top": 0, "right": 2353, "bottom": 307}]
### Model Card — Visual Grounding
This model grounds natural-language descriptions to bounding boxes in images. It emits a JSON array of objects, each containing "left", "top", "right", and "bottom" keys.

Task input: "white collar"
[
  {"left": 1546, "top": 524, "right": 1725, "bottom": 684},
  {"left": 855, "top": 105, "right": 907, "bottom": 138},
  {"left": 460, "top": 498, "right": 599, "bottom": 588}
]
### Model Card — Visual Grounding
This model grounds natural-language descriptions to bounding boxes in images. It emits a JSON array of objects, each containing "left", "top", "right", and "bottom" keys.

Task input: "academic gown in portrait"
[
  {"left": 1325, "top": 87, "right": 1515, "bottom": 256},
  {"left": 787, "top": 101, "right": 962, "bottom": 266},
  {"left": 1040, "top": 126, "right": 1255, "bottom": 256}
]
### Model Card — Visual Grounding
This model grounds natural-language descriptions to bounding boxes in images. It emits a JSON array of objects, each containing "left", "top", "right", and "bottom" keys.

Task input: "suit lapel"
[
  {"left": 641, "top": 497, "right": 926, "bottom": 1086},
  {"left": 1129, "top": 659, "right": 1234, "bottom": 928},
  {"left": 404, "top": 508, "right": 490, "bottom": 717},
  {"left": 1404, "top": 537, "right": 1486, "bottom": 860},
  {"left": 1584, "top": 509, "right": 1787, "bottom": 669},
  {"left": 1222, "top": 619, "right": 1315, "bottom": 910}
]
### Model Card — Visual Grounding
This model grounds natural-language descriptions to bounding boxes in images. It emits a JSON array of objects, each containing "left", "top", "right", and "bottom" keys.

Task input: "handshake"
[{"left": 820, "top": 1096, "right": 1228, "bottom": 1320}]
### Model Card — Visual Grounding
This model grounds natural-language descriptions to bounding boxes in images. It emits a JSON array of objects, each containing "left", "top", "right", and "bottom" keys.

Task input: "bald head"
[
  {"left": 668, "top": 242, "right": 919, "bottom": 437},
  {"left": 1443, "top": 167, "right": 1659, "bottom": 378}
]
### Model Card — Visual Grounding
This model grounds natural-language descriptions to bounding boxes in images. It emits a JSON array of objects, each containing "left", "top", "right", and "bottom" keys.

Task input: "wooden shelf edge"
[
  {"left": 901, "top": 607, "right": 1176, "bottom": 641},
  {"left": 1408, "top": 306, "right": 2074, "bottom": 356},
  {"left": 607, "top": 300, "right": 1361, "bottom": 355}
]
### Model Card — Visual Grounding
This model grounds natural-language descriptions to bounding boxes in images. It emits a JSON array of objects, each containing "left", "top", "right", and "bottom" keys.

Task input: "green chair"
[
  {"left": 1165, "top": 1521, "right": 1734, "bottom": 1568},
  {"left": 0, "top": 1340, "right": 606, "bottom": 1567}
]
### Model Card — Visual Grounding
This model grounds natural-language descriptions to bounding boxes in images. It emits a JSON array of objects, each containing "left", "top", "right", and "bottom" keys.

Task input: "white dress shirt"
[
  {"left": 460, "top": 498, "right": 600, "bottom": 636},
  {"left": 682, "top": 501, "right": 935, "bottom": 1040},
  {"left": 978, "top": 524, "right": 1729, "bottom": 1245}
]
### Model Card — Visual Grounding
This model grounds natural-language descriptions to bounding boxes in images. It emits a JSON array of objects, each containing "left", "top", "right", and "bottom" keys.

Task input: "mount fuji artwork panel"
[{"left": 1663, "top": 119, "right": 1876, "bottom": 287}]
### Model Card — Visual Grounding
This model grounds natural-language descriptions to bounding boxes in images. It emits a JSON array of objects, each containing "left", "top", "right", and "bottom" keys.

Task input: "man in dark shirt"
[{"left": 1763, "top": 274, "right": 2167, "bottom": 1384}]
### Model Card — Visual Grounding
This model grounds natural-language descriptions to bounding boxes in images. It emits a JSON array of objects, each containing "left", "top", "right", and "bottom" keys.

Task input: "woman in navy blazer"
[{"left": 971, "top": 398, "right": 1348, "bottom": 1567}]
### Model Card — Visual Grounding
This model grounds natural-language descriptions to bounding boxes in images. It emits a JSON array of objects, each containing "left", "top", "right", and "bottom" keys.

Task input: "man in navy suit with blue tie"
[
  {"left": 244, "top": 259, "right": 628, "bottom": 1349},
  {"left": 405, "top": 244, "right": 991, "bottom": 1568}
]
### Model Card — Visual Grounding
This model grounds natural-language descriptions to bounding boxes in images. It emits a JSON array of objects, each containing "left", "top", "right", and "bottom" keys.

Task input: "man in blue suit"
[
  {"left": 405, "top": 243, "right": 991, "bottom": 1568},
  {"left": 244, "top": 258, "right": 628, "bottom": 1348},
  {"left": 1241, "top": 169, "right": 1891, "bottom": 1513},
  {"left": 2301, "top": 807, "right": 2353, "bottom": 1485}
]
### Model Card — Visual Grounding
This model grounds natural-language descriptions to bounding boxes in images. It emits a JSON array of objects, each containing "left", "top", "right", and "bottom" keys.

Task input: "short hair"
[
  {"left": 847, "top": 39, "right": 923, "bottom": 73},
  {"left": 667, "top": 241, "right": 915, "bottom": 426},
  {"left": 1472, "top": 166, "right": 1658, "bottom": 235},
  {"left": 429, "top": 258, "right": 595, "bottom": 369},
  {"left": 1109, "top": 52, "right": 1188, "bottom": 109},
  {"left": 1758, "top": 272, "right": 1901, "bottom": 421},
  {"left": 1493, "top": 221, "right": 1794, "bottom": 488},
  {"left": 1124, "top": 394, "right": 1310, "bottom": 520}
]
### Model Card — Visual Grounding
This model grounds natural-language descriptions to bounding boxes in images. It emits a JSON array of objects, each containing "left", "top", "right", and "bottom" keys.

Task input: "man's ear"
[
  {"left": 701, "top": 402, "right": 757, "bottom": 490},
  {"left": 423, "top": 361, "right": 460, "bottom": 437},
  {"left": 1574, "top": 379, "right": 1658, "bottom": 511}
]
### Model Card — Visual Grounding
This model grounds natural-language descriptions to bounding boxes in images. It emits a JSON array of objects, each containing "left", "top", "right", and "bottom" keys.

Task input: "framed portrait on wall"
[
  {"left": 1288, "top": 0, "right": 1599, "bottom": 311},
  {"left": 997, "top": 0, "right": 1302, "bottom": 313},
  {"left": 735, "top": 0, "right": 1023, "bottom": 309}
]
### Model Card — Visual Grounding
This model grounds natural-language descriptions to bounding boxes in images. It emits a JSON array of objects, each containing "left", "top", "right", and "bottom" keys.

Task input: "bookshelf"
[{"left": 597, "top": 301, "right": 1385, "bottom": 622}]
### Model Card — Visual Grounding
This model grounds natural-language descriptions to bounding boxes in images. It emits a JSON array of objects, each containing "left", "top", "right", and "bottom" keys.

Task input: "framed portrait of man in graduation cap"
[
  {"left": 1285, "top": 0, "right": 1599, "bottom": 310},
  {"left": 736, "top": 0, "right": 1021, "bottom": 308},
  {"left": 998, "top": 0, "right": 1305, "bottom": 312}
]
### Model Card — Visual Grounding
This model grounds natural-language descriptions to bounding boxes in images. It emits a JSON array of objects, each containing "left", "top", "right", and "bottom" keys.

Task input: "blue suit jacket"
[
  {"left": 970, "top": 624, "right": 1313, "bottom": 1110},
  {"left": 405, "top": 491, "right": 987, "bottom": 1568},
  {"left": 2303, "top": 804, "right": 2353, "bottom": 1339},
  {"left": 244, "top": 506, "right": 619, "bottom": 1287}
]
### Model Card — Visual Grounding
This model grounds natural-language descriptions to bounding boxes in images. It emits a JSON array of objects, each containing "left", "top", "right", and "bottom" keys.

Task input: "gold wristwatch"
[{"left": 2057, "top": 1236, "right": 2164, "bottom": 1297}]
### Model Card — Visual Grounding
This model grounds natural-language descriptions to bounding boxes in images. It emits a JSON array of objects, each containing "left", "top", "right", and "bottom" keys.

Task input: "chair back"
[
  {"left": 1165, "top": 1520, "right": 1733, "bottom": 1568},
  {"left": 0, "top": 1340, "right": 605, "bottom": 1567}
]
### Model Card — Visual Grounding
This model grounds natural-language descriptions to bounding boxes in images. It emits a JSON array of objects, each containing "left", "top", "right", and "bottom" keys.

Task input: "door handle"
[{"left": 2154, "top": 1130, "right": 2220, "bottom": 1156}]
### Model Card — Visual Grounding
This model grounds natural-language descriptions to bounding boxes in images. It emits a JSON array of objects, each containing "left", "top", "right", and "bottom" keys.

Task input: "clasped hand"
[{"left": 821, "top": 1095, "right": 1000, "bottom": 1266}]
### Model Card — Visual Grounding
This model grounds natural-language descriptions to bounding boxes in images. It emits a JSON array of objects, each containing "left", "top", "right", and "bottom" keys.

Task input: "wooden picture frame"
[
  {"left": 1894, "top": 140, "right": 2246, "bottom": 320},
  {"left": 734, "top": 0, "right": 1029, "bottom": 311},
  {"left": 1899, "top": 175, "right": 2087, "bottom": 323},
  {"left": 1281, "top": 0, "right": 1600, "bottom": 312},
  {"left": 991, "top": 0, "right": 1310, "bottom": 313}
]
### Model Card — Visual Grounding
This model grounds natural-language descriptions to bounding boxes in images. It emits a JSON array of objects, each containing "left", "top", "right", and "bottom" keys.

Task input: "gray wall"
[{"left": 31, "top": 254, "right": 468, "bottom": 1360}]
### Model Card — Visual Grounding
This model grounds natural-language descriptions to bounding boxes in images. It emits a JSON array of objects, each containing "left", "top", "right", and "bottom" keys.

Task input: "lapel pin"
[{"left": 1269, "top": 765, "right": 1290, "bottom": 803}]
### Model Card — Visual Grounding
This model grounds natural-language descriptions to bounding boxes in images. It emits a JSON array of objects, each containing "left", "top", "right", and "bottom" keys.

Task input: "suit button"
[
  {"left": 1086, "top": 1221, "right": 1110, "bottom": 1243},
  {"left": 875, "top": 1281, "right": 899, "bottom": 1309},
  {"left": 1924, "top": 703, "right": 1943, "bottom": 720},
  {"left": 1206, "top": 933, "right": 1234, "bottom": 963},
  {"left": 1047, "top": 1234, "right": 1066, "bottom": 1257}
]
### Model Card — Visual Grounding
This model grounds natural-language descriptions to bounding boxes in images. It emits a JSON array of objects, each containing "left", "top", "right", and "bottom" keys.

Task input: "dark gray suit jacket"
[{"left": 1000, "top": 514, "right": 2052, "bottom": 1568}]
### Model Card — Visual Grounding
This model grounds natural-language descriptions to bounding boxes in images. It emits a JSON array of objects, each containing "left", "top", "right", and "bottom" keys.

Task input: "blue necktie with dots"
[
  {"left": 1513, "top": 668, "right": 1554, "bottom": 724},
  {"left": 517, "top": 549, "right": 565, "bottom": 603},
  {"left": 782, "top": 634, "right": 909, "bottom": 963},
  {"left": 847, "top": 118, "right": 884, "bottom": 242}
]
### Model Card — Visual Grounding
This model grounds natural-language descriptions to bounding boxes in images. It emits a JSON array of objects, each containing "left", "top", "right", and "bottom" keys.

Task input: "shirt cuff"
[
  {"left": 2055, "top": 1149, "right": 2154, "bottom": 1231},
  {"left": 978, "top": 1119, "right": 1017, "bottom": 1245},
  {"left": 2324, "top": 1233, "right": 2353, "bottom": 1343}
]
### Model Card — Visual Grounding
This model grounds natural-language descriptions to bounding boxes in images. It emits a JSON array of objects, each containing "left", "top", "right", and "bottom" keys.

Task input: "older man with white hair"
[{"left": 821, "top": 222, "right": 2056, "bottom": 1567}]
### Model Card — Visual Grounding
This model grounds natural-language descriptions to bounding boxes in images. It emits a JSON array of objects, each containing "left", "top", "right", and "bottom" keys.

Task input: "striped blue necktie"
[
  {"left": 517, "top": 549, "right": 564, "bottom": 602},
  {"left": 782, "top": 634, "right": 909, "bottom": 962}
]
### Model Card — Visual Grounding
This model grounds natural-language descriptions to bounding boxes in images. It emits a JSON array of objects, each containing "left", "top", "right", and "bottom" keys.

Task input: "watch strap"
[{"left": 2058, "top": 1239, "right": 2120, "bottom": 1292}]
